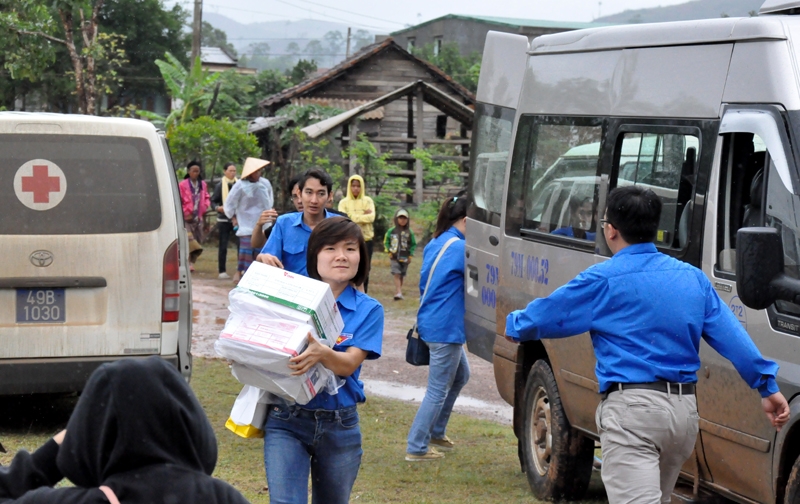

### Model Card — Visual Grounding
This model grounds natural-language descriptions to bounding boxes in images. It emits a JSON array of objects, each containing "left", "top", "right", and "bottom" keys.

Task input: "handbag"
[{"left": 405, "top": 237, "right": 460, "bottom": 366}]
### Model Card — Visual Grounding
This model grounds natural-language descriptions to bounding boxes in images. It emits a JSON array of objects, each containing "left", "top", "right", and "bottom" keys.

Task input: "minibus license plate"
[{"left": 16, "top": 289, "right": 66, "bottom": 323}]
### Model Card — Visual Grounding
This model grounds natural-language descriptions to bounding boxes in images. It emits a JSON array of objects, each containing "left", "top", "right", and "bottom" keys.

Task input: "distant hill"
[
  {"left": 204, "top": 13, "right": 374, "bottom": 68},
  {"left": 595, "top": 0, "right": 764, "bottom": 23}
]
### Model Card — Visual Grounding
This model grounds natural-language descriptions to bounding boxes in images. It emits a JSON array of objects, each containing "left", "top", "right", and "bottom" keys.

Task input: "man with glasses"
[{"left": 505, "top": 185, "right": 789, "bottom": 504}]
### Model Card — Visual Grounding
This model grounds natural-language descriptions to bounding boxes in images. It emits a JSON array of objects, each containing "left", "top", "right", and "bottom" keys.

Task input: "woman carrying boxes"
[{"left": 262, "top": 216, "right": 384, "bottom": 504}]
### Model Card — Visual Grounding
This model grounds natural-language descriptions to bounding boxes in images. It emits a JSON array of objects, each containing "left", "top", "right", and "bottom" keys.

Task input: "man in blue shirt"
[
  {"left": 506, "top": 186, "right": 789, "bottom": 504},
  {"left": 256, "top": 169, "right": 334, "bottom": 276}
]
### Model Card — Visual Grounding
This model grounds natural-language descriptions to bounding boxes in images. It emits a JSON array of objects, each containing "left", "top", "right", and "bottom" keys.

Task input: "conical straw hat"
[{"left": 241, "top": 157, "right": 270, "bottom": 179}]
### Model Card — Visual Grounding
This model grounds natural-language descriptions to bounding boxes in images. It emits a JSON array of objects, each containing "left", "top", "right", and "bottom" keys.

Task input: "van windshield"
[{"left": 1, "top": 135, "right": 161, "bottom": 234}]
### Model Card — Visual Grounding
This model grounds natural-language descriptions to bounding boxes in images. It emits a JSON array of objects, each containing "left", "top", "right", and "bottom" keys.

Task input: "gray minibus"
[{"left": 466, "top": 4, "right": 800, "bottom": 502}]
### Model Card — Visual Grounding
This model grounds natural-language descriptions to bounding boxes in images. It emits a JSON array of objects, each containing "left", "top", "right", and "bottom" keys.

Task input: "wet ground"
[{"left": 192, "top": 277, "right": 513, "bottom": 425}]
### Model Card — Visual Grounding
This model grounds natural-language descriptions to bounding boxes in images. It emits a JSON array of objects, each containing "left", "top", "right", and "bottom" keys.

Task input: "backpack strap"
[{"left": 99, "top": 486, "right": 121, "bottom": 504}]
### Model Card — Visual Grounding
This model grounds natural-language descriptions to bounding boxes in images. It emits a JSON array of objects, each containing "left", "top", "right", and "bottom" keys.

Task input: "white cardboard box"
[
  {"left": 234, "top": 262, "right": 344, "bottom": 345},
  {"left": 216, "top": 314, "right": 315, "bottom": 376},
  {"left": 231, "top": 361, "right": 327, "bottom": 405}
]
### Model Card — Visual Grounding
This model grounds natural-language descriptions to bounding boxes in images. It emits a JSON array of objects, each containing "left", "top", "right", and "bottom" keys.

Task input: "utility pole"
[
  {"left": 345, "top": 27, "right": 352, "bottom": 58},
  {"left": 191, "top": 0, "right": 203, "bottom": 62}
]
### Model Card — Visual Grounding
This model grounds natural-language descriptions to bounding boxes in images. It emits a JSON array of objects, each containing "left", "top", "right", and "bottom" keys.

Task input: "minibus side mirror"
[{"left": 736, "top": 227, "right": 800, "bottom": 309}]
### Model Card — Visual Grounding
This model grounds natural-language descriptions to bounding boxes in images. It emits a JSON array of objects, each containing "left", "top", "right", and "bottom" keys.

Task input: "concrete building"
[{"left": 390, "top": 15, "right": 610, "bottom": 56}]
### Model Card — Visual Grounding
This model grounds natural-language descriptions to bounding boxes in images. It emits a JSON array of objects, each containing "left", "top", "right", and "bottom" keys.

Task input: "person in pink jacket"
[{"left": 179, "top": 160, "right": 210, "bottom": 270}]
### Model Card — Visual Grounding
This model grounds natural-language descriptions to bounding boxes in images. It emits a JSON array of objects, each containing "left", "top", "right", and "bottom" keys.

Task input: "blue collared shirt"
[
  {"left": 260, "top": 210, "right": 332, "bottom": 276},
  {"left": 303, "top": 285, "right": 384, "bottom": 410},
  {"left": 506, "top": 242, "right": 780, "bottom": 397},
  {"left": 417, "top": 226, "right": 466, "bottom": 344}
]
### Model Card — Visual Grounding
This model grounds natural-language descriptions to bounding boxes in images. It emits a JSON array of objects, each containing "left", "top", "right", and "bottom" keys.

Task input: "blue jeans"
[
  {"left": 264, "top": 405, "right": 362, "bottom": 504},
  {"left": 407, "top": 343, "right": 470, "bottom": 455}
]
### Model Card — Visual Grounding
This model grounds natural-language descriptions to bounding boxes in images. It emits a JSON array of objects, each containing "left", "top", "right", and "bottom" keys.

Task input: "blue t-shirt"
[
  {"left": 552, "top": 226, "right": 596, "bottom": 241},
  {"left": 506, "top": 242, "right": 780, "bottom": 397},
  {"left": 261, "top": 210, "right": 333, "bottom": 276},
  {"left": 303, "top": 285, "right": 384, "bottom": 410},
  {"left": 416, "top": 226, "right": 466, "bottom": 344}
]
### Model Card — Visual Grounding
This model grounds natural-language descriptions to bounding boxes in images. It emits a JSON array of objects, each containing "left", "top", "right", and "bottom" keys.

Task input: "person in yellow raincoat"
[{"left": 338, "top": 174, "right": 376, "bottom": 292}]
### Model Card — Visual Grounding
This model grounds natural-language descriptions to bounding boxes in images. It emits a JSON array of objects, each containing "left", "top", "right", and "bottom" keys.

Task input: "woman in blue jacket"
[
  {"left": 406, "top": 195, "right": 471, "bottom": 461},
  {"left": 263, "top": 217, "right": 384, "bottom": 504}
]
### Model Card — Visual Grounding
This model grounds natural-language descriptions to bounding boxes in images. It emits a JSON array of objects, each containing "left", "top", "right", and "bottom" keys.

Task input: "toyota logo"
[{"left": 30, "top": 250, "right": 53, "bottom": 267}]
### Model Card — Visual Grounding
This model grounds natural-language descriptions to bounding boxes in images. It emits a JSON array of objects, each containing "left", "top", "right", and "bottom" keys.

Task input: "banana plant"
[{"left": 138, "top": 51, "right": 239, "bottom": 135}]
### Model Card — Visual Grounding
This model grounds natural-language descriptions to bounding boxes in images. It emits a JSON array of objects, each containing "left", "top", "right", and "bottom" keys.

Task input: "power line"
[{"left": 288, "top": 0, "right": 405, "bottom": 26}]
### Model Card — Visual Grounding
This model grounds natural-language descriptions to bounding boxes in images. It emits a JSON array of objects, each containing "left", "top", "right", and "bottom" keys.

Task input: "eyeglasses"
[{"left": 600, "top": 219, "right": 613, "bottom": 229}]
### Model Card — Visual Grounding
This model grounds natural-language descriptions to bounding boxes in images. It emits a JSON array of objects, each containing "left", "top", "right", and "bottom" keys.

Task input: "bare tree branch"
[{"left": 11, "top": 28, "right": 66, "bottom": 46}]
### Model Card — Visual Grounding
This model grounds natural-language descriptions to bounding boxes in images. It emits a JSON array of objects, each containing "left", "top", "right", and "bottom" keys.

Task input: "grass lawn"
[{"left": 193, "top": 357, "right": 567, "bottom": 503}]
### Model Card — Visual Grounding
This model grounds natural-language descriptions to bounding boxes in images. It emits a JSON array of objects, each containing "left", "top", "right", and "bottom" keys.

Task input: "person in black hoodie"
[{"left": 0, "top": 356, "right": 250, "bottom": 504}]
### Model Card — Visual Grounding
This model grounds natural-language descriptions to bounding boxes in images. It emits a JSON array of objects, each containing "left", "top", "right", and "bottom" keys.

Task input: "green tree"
[
  {"left": 412, "top": 42, "right": 481, "bottom": 93},
  {"left": 201, "top": 20, "right": 236, "bottom": 57},
  {"left": 352, "top": 29, "right": 373, "bottom": 51},
  {"left": 99, "top": 0, "right": 189, "bottom": 104},
  {"left": 168, "top": 116, "right": 260, "bottom": 180},
  {"left": 288, "top": 59, "right": 317, "bottom": 85},
  {"left": 410, "top": 147, "right": 462, "bottom": 241},
  {"left": 269, "top": 103, "right": 344, "bottom": 208},
  {"left": 139, "top": 52, "right": 239, "bottom": 133},
  {"left": 0, "top": 0, "right": 129, "bottom": 114}
]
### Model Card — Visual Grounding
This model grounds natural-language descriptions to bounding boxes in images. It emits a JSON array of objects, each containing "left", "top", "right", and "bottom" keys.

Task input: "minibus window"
[
  {"left": 765, "top": 159, "right": 800, "bottom": 317},
  {"left": 506, "top": 116, "right": 602, "bottom": 240},
  {"left": 716, "top": 133, "right": 767, "bottom": 274},
  {"left": 616, "top": 132, "right": 698, "bottom": 249},
  {"left": 469, "top": 104, "right": 514, "bottom": 220}
]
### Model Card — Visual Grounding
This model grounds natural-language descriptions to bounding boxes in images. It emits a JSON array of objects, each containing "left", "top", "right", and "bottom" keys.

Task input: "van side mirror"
[{"left": 736, "top": 227, "right": 800, "bottom": 309}]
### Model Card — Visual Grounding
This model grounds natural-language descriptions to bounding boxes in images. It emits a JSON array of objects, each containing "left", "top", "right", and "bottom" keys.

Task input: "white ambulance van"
[
  {"left": 466, "top": 3, "right": 800, "bottom": 502},
  {"left": 0, "top": 113, "right": 192, "bottom": 394}
]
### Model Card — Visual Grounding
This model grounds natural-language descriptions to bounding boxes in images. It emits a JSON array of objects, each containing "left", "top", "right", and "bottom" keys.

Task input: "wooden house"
[{"left": 258, "top": 37, "right": 476, "bottom": 169}]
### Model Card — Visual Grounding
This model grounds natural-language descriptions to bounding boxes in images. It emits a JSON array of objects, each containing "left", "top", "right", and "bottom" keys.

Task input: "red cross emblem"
[
  {"left": 21, "top": 165, "right": 61, "bottom": 203},
  {"left": 13, "top": 159, "right": 67, "bottom": 211}
]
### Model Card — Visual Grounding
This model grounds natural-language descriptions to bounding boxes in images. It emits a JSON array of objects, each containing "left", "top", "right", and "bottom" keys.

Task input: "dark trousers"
[
  {"left": 364, "top": 240, "right": 374, "bottom": 293},
  {"left": 217, "top": 220, "right": 238, "bottom": 273}
]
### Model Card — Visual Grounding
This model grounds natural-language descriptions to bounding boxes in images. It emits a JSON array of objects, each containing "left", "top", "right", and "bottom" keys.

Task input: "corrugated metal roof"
[
  {"left": 390, "top": 14, "right": 612, "bottom": 35},
  {"left": 291, "top": 98, "right": 384, "bottom": 120},
  {"left": 200, "top": 47, "right": 237, "bottom": 66},
  {"left": 259, "top": 37, "right": 474, "bottom": 109},
  {"left": 301, "top": 80, "right": 474, "bottom": 139}
]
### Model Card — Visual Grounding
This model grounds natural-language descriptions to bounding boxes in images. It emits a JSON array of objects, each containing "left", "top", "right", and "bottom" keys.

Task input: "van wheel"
[
  {"left": 784, "top": 454, "right": 800, "bottom": 503},
  {"left": 521, "top": 360, "right": 594, "bottom": 501}
]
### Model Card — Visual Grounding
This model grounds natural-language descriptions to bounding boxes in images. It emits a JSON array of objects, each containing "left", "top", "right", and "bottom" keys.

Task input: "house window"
[
  {"left": 436, "top": 115, "right": 447, "bottom": 139},
  {"left": 434, "top": 37, "right": 443, "bottom": 56},
  {"left": 407, "top": 38, "right": 415, "bottom": 51}
]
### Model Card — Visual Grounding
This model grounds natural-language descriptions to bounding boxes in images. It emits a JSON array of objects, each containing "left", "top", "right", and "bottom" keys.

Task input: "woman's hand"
[
  {"left": 289, "top": 333, "right": 332, "bottom": 376},
  {"left": 257, "top": 253, "right": 284, "bottom": 269}
]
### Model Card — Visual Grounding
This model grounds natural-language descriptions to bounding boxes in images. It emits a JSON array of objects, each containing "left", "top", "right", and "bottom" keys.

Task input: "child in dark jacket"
[{"left": 383, "top": 208, "right": 417, "bottom": 300}]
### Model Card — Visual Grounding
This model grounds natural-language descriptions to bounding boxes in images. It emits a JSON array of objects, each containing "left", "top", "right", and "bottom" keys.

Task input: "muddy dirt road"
[{"left": 191, "top": 277, "right": 513, "bottom": 425}]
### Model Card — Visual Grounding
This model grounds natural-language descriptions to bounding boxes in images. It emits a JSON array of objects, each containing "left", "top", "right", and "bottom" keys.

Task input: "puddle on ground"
[{"left": 364, "top": 379, "right": 513, "bottom": 425}]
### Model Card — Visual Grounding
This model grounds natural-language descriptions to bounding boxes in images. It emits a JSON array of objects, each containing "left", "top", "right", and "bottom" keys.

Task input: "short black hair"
[
  {"left": 288, "top": 173, "right": 303, "bottom": 195},
  {"left": 184, "top": 160, "right": 203, "bottom": 180},
  {"left": 299, "top": 168, "right": 333, "bottom": 194},
  {"left": 306, "top": 217, "right": 369, "bottom": 286},
  {"left": 433, "top": 190, "right": 468, "bottom": 238},
  {"left": 605, "top": 186, "right": 662, "bottom": 244}
]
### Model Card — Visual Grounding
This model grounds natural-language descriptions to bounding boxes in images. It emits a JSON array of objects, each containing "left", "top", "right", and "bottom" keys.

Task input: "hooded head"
[
  {"left": 57, "top": 357, "right": 217, "bottom": 487},
  {"left": 346, "top": 175, "right": 366, "bottom": 200},
  {"left": 393, "top": 208, "right": 409, "bottom": 229}
]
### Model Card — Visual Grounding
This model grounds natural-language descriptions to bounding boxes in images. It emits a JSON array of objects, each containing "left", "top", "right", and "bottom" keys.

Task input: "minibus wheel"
[
  {"left": 521, "top": 360, "right": 594, "bottom": 500},
  {"left": 784, "top": 454, "right": 800, "bottom": 503}
]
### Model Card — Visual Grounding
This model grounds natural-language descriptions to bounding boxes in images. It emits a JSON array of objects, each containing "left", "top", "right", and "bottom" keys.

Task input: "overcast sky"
[{"left": 173, "top": 0, "right": 691, "bottom": 32}]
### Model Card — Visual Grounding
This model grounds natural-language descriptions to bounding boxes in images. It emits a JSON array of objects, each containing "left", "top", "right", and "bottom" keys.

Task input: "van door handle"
[
  {"left": 469, "top": 269, "right": 479, "bottom": 281},
  {"left": 489, "top": 236, "right": 499, "bottom": 246}
]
